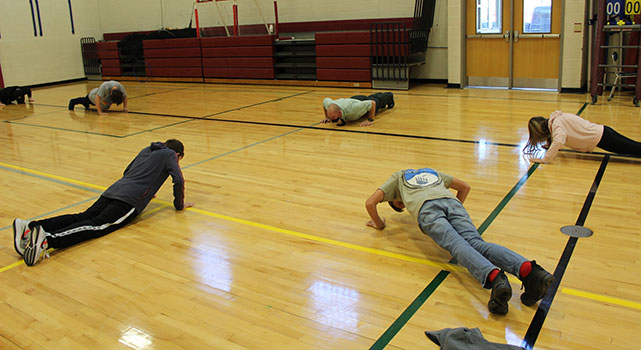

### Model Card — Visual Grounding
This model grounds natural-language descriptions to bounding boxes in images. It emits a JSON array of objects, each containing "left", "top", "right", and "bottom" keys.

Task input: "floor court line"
[
  {"left": 369, "top": 163, "right": 538, "bottom": 350},
  {"left": 562, "top": 287, "right": 641, "bottom": 310},
  {"left": 1, "top": 104, "right": 637, "bottom": 314},
  {"left": 98, "top": 105, "right": 641, "bottom": 163},
  {"left": 1, "top": 202, "right": 172, "bottom": 272},
  {"left": 0, "top": 161, "right": 105, "bottom": 192},
  {"left": 123, "top": 120, "right": 195, "bottom": 138},
  {"left": 183, "top": 124, "right": 318, "bottom": 169},
  {"left": 0, "top": 161, "right": 639, "bottom": 314},
  {"left": 3, "top": 120, "right": 124, "bottom": 138},
  {"left": 17, "top": 101, "right": 633, "bottom": 164},
  {"left": 126, "top": 87, "right": 189, "bottom": 100},
  {"left": 368, "top": 102, "right": 587, "bottom": 349},
  {"left": 19, "top": 90, "right": 314, "bottom": 138},
  {"left": 408, "top": 91, "right": 590, "bottom": 105},
  {"left": 1, "top": 108, "right": 62, "bottom": 120},
  {"left": 0, "top": 196, "right": 99, "bottom": 232},
  {"left": 522, "top": 154, "right": 610, "bottom": 349}
]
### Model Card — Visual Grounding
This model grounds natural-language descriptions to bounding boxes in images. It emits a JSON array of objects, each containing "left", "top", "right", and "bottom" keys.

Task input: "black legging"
[
  {"left": 350, "top": 92, "right": 394, "bottom": 112},
  {"left": 69, "top": 94, "right": 95, "bottom": 107},
  {"left": 597, "top": 125, "right": 641, "bottom": 156},
  {"left": 29, "top": 196, "right": 137, "bottom": 249}
]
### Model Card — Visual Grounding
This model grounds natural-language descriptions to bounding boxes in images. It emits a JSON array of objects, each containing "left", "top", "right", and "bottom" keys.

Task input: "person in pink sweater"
[{"left": 524, "top": 110, "right": 641, "bottom": 163}]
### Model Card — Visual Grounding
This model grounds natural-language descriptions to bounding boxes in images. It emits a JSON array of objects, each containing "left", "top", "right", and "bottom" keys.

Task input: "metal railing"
[
  {"left": 80, "top": 37, "right": 100, "bottom": 75},
  {"left": 370, "top": 22, "right": 409, "bottom": 81}
]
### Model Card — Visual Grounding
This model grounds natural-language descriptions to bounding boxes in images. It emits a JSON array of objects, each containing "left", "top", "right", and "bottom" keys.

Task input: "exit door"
[{"left": 465, "top": 0, "right": 562, "bottom": 89}]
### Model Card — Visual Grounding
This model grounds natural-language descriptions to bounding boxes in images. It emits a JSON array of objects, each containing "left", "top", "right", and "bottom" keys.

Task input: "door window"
[
  {"left": 523, "top": 0, "right": 551, "bottom": 33},
  {"left": 476, "top": 0, "right": 502, "bottom": 34}
]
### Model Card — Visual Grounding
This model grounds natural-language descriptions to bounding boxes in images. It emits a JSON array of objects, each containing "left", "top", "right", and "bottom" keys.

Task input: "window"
[
  {"left": 524, "top": 0, "right": 552, "bottom": 33},
  {"left": 476, "top": 0, "right": 502, "bottom": 34}
]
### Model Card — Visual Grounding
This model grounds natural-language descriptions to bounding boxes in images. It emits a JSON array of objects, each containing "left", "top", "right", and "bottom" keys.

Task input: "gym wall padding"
[
  {"left": 97, "top": 41, "right": 121, "bottom": 76},
  {"left": 315, "top": 44, "right": 370, "bottom": 57},
  {"left": 98, "top": 18, "right": 417, "bottom": 84},
  {"left": 202, "top": 58, "right": 274, "bottom": 68},
  {"left": 316, "top": 57, "right": 370, "bottom": 69},
  {"left": 143, "top": 38, "right": 202, "bottom": 77},
  {"left": 315, "top": 32, "right": 371, "bottom": 82},
  {"left": 201, "top": 35, "right": 276, "bottom": 79},
  {"left": 315, "top": 31, "right": 371, "bottom": 45}
]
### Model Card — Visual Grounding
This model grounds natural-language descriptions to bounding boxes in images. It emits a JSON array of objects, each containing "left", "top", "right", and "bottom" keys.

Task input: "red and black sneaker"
[
  {"left": 520, "top": 261, "right": 554, "bottom": 306},
  {"left": 488, "top": 270, "right": 512, "bottom": 315}
]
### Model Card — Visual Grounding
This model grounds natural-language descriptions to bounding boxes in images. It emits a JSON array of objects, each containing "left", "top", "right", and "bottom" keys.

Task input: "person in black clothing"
[
  {"left": 12, "top": 139, "right": 193, "bottom": 266},
  {"left": 0, "top": 86, "right": 34, "bottom": 106}
]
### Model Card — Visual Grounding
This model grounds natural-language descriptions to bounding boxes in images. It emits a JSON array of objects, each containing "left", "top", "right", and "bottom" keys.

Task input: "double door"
[{"left": 466, "top": 0, "right": 561, "bottom": 89}]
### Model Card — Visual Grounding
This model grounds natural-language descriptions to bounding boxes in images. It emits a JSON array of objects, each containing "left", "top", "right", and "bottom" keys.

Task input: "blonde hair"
[{"left": 524, "top": 116, "right": 551, "bottom": 153}]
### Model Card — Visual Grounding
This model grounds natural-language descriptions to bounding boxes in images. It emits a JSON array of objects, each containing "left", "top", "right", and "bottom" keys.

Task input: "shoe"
[
  {"left": 520, "top": 261, "right": 554, "bottom": 306},
  {"left": 23, "top": 226, "right": 50, "bottom": 266},
  {"left": 13, "top": 219, "right": 32, "bottom": 256},
  {"left": 487, "top": 271, "right": 511, "bottom": 315},
  {"left": 387, "top": 93, "right": 394, "bottom": 109},
  {"left": 68, "top": 99, "right": 76, "bottom": 111}
]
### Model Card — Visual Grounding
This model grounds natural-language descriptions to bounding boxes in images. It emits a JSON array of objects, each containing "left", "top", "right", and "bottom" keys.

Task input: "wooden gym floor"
[{"left": 0, "top": 81, "right": 640, "bottom": 349}]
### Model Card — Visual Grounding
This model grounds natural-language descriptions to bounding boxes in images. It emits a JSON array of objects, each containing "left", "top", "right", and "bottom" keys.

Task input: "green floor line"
[
  {"left": 369, "top": 164, "right": 538, "bottom": 350},
  {"left": 369, "top": 102, "right": 590, "bottom": 350}
]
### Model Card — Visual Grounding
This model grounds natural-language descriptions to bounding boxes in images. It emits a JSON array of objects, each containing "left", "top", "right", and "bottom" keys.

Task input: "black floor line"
[
  {"left": 407, "top": 91, "right": 590, "bottom": 105},
  {"left": 12, "top": 91, "right": 313, "bottom": 138},
  {"left": 127, "top": 109, "right": 525, "bottom": 146},
  {"left": 127, "top": 112, "right": 641, "bottom": 160},
  {"left": 18, "top": 101, "right": 641, "bottom": 161},
  {"left": 127, "top": 87, "right": 189, "bottom": 100},
  {"left": 520, "top": 154, "right": 610, "bottom": 350}
]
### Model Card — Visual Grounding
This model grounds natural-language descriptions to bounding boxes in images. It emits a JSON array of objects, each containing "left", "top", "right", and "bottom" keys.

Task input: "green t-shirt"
[
  {"left": 323, "top": 97, "right": 373, "bottom": 121},
  {"left": 378, "top": 168, "right": 456, "bottom": 221}
]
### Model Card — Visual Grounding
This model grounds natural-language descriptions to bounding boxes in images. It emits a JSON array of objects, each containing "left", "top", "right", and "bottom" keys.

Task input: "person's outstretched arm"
[
  {"left": 95, "top": 95, "right": 106, "bottom": 115},
  {"left": 320, "top": 103, "right": 331, "bottom": 123},
  {"left": 26, "top": 88, "right": 34, "bottom": 103},
  {"left": 166, "top": 154, "right": 191, "bottom": 210},
  {"left": 531, "top": 137, "right": 563, "bottom": 163},
  {"left": 365, "top": 189, "right": 386, "bottom": 229},
  {"left": 360, "top": 101, "right": 377, "bottom": 127},
  {"left": 448, "top": 177, "right": 471, "bottom": 204}
]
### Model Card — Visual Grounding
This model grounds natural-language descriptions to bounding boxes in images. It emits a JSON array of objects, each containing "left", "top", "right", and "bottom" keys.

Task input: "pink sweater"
[{"left": 543, "top": 111, "right": 604, "bottom": 163}]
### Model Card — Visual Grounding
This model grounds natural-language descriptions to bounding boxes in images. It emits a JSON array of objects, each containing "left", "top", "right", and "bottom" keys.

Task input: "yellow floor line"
[
  {"left": 2, "top": 162, "right": 641, "bottom": 311},
  {"left": 187, "top": 205, "right": 466, "bottom": 272},
  {"left": 0, "top": 260, "right": 25, "bottom": 273},
  {"left": 562, "top": 287, "right": 641, "bottom": 311},
  {"left": 0, "top": 161, "right": 106, "bottom": 191},
  {"left": 2, "top": 205, "right": 169, "bottom": 272}
]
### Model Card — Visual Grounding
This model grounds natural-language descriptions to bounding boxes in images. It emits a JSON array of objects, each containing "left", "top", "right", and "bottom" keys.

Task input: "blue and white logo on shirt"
[{"left": 403, "top": 168, "right": 441, "bottom": 188}]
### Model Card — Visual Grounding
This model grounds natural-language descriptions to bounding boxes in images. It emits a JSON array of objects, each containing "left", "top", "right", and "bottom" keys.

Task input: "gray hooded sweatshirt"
[{"left": 102, "top": 142, "right": 185, "bottom": 213}]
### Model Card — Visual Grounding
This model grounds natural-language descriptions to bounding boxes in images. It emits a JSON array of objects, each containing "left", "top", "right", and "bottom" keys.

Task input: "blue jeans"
[{"left": 418, "top": 198, "right": 527, "bottom": 288}]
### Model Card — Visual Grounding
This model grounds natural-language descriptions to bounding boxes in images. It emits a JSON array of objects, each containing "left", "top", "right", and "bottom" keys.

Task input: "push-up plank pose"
[
  {"left": 13, "top": 139, "right": 192, "bottom": 266},
  {"left": 525, "top": 110, "right": 641, "bottom": 163},
  {"left": 321, "top": 92, "right": 394, "bottom": 127},
  {"left": 366, "top": 167, "right": 553, "bottom": 315}
]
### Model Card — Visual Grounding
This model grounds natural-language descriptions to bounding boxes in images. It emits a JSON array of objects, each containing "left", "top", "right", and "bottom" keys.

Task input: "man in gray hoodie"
[{"left": 13, "top": 139, "right": 191, "bottom": 266}]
